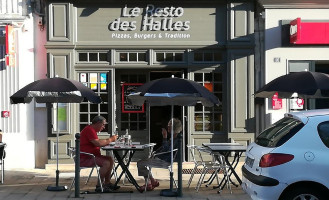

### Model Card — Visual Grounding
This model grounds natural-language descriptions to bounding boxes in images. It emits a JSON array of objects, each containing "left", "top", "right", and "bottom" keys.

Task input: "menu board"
[{"left": 122, "top": 83, "right": 144, "bottom": 113}]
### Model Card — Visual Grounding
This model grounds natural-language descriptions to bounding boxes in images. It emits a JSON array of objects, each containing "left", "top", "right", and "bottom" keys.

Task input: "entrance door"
[
  {"left": 115, "top": 70, "right": 148, "bottom": 160},
  {"left": 149, "top": 71, "right": 186, "bottom": 154}
]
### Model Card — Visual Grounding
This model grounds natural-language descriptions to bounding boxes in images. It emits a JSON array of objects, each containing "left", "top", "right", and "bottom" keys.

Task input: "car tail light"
[{"left": 259, "top": 153, "right": 294, "bottom": 168}]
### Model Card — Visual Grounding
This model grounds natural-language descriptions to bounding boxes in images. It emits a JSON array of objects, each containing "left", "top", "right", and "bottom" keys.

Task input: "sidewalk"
[{"left": 0, "top": 162, "right": 251, "bottom": 200}]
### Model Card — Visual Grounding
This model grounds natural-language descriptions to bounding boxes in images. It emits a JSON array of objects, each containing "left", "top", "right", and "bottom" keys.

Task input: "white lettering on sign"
[
  {"left": 290, "top": 24, "right": 297, "bottom": 36},
  {"left": 109, "top": 4, "right": 191, "bottom": 36}
]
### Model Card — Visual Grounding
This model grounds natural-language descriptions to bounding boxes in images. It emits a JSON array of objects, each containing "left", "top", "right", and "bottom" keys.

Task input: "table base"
[{"left": 160, "top": 189, "right": 179, "bottom": 197}]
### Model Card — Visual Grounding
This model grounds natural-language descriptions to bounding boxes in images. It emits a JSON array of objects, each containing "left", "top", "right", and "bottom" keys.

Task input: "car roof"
[{"left": 285, "top": 109, "right": 329, "bottom": 123}]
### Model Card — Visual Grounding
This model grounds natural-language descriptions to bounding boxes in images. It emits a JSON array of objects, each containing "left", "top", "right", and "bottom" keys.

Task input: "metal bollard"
[{"left": 75, "top": 133, "right": 80, "bottom": 198}]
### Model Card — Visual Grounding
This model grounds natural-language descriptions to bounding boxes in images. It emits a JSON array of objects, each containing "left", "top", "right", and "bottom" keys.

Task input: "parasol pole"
[
  {"left": 170, "top": 104, "right": 174, "bottom": 190},
  {"left": 161, "top": 105, "right": 178, "bottom": 197},
  {"left": 47, "top": 102, "right": 67, "bottom": 191}
]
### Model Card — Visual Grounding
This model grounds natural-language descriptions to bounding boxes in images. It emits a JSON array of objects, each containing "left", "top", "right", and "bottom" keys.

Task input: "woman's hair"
[
  {"left": 170, "top": 118, "right": 183, "bottom": 133},
  {"left": 92, "top": 116, "right": 106, "bottom": 124}
]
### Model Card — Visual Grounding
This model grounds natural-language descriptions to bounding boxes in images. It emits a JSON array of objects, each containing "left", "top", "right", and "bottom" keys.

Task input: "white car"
[{"left": 242, "top": 109, "right": 329, "bottom": 200}]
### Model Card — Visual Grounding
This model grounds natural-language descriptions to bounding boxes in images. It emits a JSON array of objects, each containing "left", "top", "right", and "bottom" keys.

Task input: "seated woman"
[{"left": 137, "top": 118, "right": 182, "bottom": 192}]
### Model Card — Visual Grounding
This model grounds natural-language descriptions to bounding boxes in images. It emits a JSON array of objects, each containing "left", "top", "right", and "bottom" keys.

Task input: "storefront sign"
[
  {"left": 122, "top": 83, "right": 145, "bottom": 113},
  {"left": 272, "top": 92, "right": 282, "bottom": 110},
  {"left": 290, "top": 18, "right": 329, "bottom": 44},
  {"left": 5, "top": 25, "right": 15, "bottom": 67},
  {"left": 109, "top": 4, "right": 191, "bottom": 39}
]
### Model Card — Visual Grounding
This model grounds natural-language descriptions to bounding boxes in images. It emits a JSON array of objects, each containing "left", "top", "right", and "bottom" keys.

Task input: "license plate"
[{"left": 245, "top": 156, "right": 254, "bottom": 168}]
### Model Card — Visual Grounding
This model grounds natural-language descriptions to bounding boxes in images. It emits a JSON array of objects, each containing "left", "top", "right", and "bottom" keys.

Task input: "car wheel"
[{"left": 281, "top": 186, "right": 326, "bottom": 200}]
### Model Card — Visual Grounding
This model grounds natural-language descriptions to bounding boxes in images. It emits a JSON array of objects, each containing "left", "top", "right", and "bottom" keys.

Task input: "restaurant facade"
[
  {"left": 39, "top": 0, "right": 256, "bottom": 166},
  {"left": 3, "top": 0, "right": 329, "bottom": 169}
]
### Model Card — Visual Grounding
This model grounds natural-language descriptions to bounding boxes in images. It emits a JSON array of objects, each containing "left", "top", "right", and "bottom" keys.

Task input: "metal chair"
[
  {"left": 187, "top": 145, "right": 205, "bottom": 188},
  {"left": 0, "top": 143, "right": 6, "bottom": 184},
  {"left": 68, "top": 147, "right": 103, "bottom": 192},
  {"left": 195, "top": 146, "right": 221, "bottom": 192},
  {"left": 144, "top": 148, "right": 178, "bottom": 192}
]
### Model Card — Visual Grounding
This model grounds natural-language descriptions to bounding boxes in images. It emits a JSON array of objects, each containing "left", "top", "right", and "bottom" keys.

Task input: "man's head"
[
  {"left": 91, "top": 116, "right": 106, "bottom": 132},
  {"left": 168, "top": 118, "right": 182, "bottom": 134}
]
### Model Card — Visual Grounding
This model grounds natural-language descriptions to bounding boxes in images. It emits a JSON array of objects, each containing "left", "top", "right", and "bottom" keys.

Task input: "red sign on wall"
[
  {"left": 290, "top": 18, "right": 329, "bottom": 44},
  {"left": 272, "top": 92, "right": 282, "bottom": 110},
  {"left": 1, "top": 111, "right": 10, "bottom": 118},
  {"left": 5, "top": 25, "right": 15, "bottom": 67}
]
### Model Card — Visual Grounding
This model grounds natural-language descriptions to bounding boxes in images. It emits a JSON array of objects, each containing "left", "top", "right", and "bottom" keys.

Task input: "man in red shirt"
[{"left": 80, "top": 116, "right": 118, "bottom": 192}]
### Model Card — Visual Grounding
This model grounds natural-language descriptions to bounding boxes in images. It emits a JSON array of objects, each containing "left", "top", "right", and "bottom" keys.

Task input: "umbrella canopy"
[
  {"left": 127, "top": 77, "right": 220, "bottom": 196},
  {"left": 128, "top": 77, "right": 220, "bottom": 106},
  {"left": 10, "top": 77, "right": 102, "bottom": 104},
  {"left": 9, "top": 77, "right": 102, "bottom": 191},
  {"left": 255, "top": 71, "right": 329, "bottom": 98}
]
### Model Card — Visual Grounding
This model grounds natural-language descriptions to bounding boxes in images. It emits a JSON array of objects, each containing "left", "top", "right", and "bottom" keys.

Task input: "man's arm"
[{"left": 90, "top": 135, "right": 117, "bottom": 147}]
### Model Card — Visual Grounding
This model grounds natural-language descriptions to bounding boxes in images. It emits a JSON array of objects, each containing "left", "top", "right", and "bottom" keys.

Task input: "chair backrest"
[
  {"left": 68, "top": 147, "right": 97, "bottom": 167},
  {"left": 187, "top": 145, "right": 199, "bottom": 164},
  {"left": 196, "top": 146, "right": 215, "bottom": 164}
]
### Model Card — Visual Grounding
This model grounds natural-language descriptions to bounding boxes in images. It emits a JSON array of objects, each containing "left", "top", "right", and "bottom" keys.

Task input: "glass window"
[
  {"left": 318, "top": 122, "right": 329, "bottom": 148},
  {"left": 155, "top": 52, "right": 185, "bottom": 63},
  {"left": 204, "top": 53, "right": 212, "bottom": 61},
  {"left": 138, "top": 53, "right": 146, "bottom": 62},
  {"left": 156, "top": 53, "right": 165, "bottom": 62},
  {"left": 193, "top": 51, "right": 223, "bottom": 62},
  {"left": 78, "top": 52, "right": 109, "bottom": 62},
  {"left": 194, "top": 52, "right": 203, "bottom": 61},
  {"left": 79, "top": 53, "right": 88, "bottom": 61},
  {"left": 175, "top": 53, "right": 183, "bottom": 61},
  {"left": 256, "top": 117, "right": 304, "bottom": 147},
  {"left": 118, "top": 52, "right": 148, "bottom": 63},
  {"left": 130, "top": 53, "right": 137, "bottom": 61},
  {"left": 194, "top": 72, "right": 223, "bottom": 132},
  {"left": 166, "top": 53, "right": 174, "bottom": 61},
  {"left": 120, "top": 53, "right": 128, "bottom": 61},
  {"left": 99, "top": 53, "right": 108, "bottom": 61},
  {"left": 89, "top": 53, "right": 98, "bottom": 61},
  {"left": 78, "top": 72, "right": 108, "bottom": 134},
  {"left": 120, "top": 74, "right": 147, "bottom": 131}
]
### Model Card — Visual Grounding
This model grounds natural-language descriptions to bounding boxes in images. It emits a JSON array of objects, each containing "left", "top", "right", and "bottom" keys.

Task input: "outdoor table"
[
  {"left": 102, "top": 144, "right": 147, "bottom": 192},
  {"left": 202, "top": 143, "right": 246, "bottom": 193}
]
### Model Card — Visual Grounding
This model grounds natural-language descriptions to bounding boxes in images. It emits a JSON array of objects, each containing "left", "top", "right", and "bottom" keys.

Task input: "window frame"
[{"left": 153, "top": 50, "right": 186, "bottom": 64}]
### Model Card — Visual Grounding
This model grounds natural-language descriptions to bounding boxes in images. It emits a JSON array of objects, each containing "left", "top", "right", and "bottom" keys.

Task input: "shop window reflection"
[
  {"left": 120, "top": 53, "right": 128, "bottom": 61},
  {"left": 166, "top": 53, "right": 174, "bottom": 61},
  {"left": 138, "top": 53, "right": 146, "bottom": 62},
  {"left": 156, "top": 53, "right": 165, "bottom": 62},
  {"left": 175, "top": 53, "right": 183, "bottom": 61},
  {"left": 130, "top": 53, "right": 137, "bottom": 61},
  {"left": 194, "top": 71, "right": 223, "bottom": 132},
  {"left": 79, "top": 53, "right": 87, "bottom": 61},
  {"left": 100, "top": 104, "right": 108, "bottom": 113},
  {"left": 80, "top": 114, "right": 88, "bottom": 122},
  {"left": 89, "top": 53, "right": 98, "bottom": 61},
  {"left": 100, "top": 93, "right": 108, "bottom": 102},
  {"left": 99, "top": 53, "right": 107, "bottom": 61}
]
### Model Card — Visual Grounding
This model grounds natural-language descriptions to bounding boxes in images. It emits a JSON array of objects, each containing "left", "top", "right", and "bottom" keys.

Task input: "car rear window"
[
  {"left": 317, "top": 122, "right": 329, "bottom": 148},
  {"left": 256, "top": 117, "right": 304, "bottom": 147}
]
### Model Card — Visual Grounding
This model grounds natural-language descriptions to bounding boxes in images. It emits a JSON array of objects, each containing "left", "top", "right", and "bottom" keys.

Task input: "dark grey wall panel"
[
  {"left": 228, "top": 51, "right": 254, "bottom": 133},
  {"left": 48, "top": 53, "right": 70, "bottom": 78},
  {"left": 228, "top": 2, "right": 254, "bottom": 43},
  {"left": 49, "top": 3, "right": 70, "bottom": 41}
]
